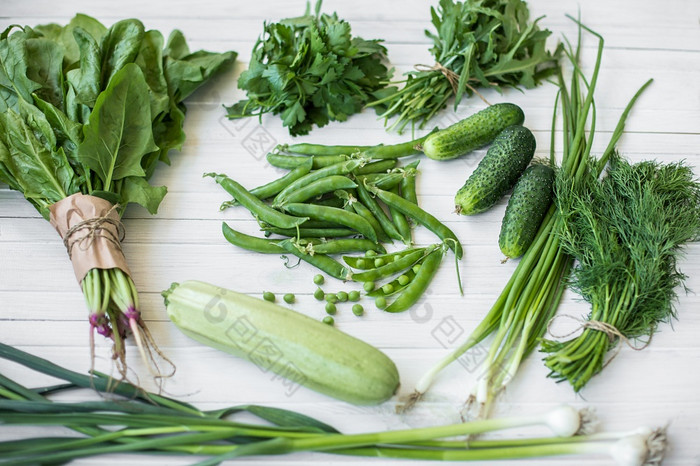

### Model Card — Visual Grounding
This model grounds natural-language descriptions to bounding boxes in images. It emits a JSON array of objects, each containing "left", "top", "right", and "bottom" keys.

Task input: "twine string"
[
  {"left": 547, "top": 314, "right": 652, "bottom": 368},
  {"left": 414, "top": 62, "right": 492, "bottom": 106},
  {"left": 63, "top": 204, "right": 125, "bottom": 258}
]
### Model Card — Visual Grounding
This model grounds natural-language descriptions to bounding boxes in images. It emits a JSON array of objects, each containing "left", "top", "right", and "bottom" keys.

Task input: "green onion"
[{"left": 403, "top": 17, "right": 654, "bottom": 418}]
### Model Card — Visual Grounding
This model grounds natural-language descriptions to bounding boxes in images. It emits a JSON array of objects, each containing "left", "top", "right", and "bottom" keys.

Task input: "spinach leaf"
[
  {"left": 77, "top": 63, "right": 157, "bottom": 189},
  {"left": 99, "top": 19, "right": 145, "bottom": 88},
  {"left": 24, "top": 38, "right": 64, "bottom": 110},
  {"left": 34, "top": 14, "right": 107, "bottom": 67},
  {"left": 164, "top": 49, "right": 236, "bottom": 103},
  {"left": 135, "top": 30, "right": 169, "bottom": 118},
  {"left": 0, "top": 31, "right": 41, "bottom": 112},
  {"left": 119, "top": 176, "right": 167, "bottom": 214},
  {"left": 67, "top": 27, "right": 102, "bottom": 108}
]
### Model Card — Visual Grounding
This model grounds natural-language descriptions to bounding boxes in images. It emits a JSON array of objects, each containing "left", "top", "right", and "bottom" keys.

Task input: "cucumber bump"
[
  {"left": 422, "top": 103, "right": 524, "bottom": 160},
  {"left": 454, "top": 125, "right": 536, "bottom": 215}
]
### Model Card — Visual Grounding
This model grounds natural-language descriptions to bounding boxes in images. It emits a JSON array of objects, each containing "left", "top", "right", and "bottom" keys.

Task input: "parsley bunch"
[
  {"left": 369, "top": 0, "right": 560, "bottom": 133},
  {"left": 225, "top": 1, "right": 391, "bottom": 136}
]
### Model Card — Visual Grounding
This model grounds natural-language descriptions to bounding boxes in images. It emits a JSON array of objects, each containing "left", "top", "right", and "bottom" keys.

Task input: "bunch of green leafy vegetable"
[
  {"left": 369, "top": 0, "right": 559, "bottom": 133},
  {"left": 225, "top": 1, "right": 391, "bottom": 136},
  {"left": 541, "top": 154, "right": 700, "bottom": 391},
  {"left": 0, "top": 14, "right": 235, "bottom": 377}
]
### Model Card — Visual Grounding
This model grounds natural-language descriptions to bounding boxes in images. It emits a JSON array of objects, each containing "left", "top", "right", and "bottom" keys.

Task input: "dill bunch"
[{"left": 542, "top": 153, "right": 700, "bottom": 391}]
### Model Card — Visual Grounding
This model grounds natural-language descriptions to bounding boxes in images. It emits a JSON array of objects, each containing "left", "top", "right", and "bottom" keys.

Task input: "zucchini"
[
  {"left": 422, "top": 103, "right": 524, "bottom": 160},
  {"left": 163, "top": 281, "right": 400, "bottom": 405},
  {"left": 454, "top": 125, "right": 536, "bottom": 215},
  {"left": 499, "top": 164, "right": 555, "bottom": 259}
]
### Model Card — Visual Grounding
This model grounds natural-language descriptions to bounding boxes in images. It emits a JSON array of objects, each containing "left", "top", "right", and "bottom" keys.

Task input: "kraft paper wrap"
[{"left": 49, "top": 193, "right": 131, "bottom": 283}]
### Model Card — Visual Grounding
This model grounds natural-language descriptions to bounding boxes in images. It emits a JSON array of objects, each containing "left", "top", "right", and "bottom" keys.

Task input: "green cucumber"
[
  {"left": 499, "top": 164, "right": 555, "bottom": 259},
  {"left": 454, "top": 125, "right": 536, "bottom": 215},
  {"left": 422, "top": 103, "right": 524, "bottom": 160},
  {"left": 163, "top": 281, "right": 400, "bottom": 405}
]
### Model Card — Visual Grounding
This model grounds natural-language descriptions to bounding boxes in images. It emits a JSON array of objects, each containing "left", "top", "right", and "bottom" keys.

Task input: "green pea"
[
  {"left": 313, "top": 274, "right": 325, "bottom": 285},
  {"left": 363, "top": 281, "right": 375, "bottom": 292},
  {"left": 325, "top": 302, "right": 337, "bottom": 315},
  {"left": 314, "top": 288, "right": 325, "bottom": 301},
  {"left": 412, "top": 263, "right": 422, "bottom": 274},
  {"left": 398, "top": 274, "right": 410, "bottom": 286},
  {"left": 374, "top": 258, "right": 385, "bottom": 267},
  {"left": 356, "top": 258, "right": 367, "bottom": 268},
  {"left": 322, "top": 316, "right": 335, "bottom": 325},
  {"left": 325, "top": 294, "right": 338, "bottom": 304},
  {"left": 352, "top": 304, "right": 364, "bottom": 316},
  {"left": 337, "top": 291, "right": 348, "bottom": 302},
  {"left": 382, "top": 283, "right": 394, "bottom": 294},
  {"left": 348, "top": 290, "right": 360, "bottom": 302},
  {"left": 263, "top": 291, "right": 275, "bottom": 302},
  {"left": 365, "top": 250, "right": 377, "bottom": 258},
  {"left": 375, "top": 296, "right": 387, "bottom": 309},
  {"left": 283, "top": 293, "right": 295, "bottom": 304}
]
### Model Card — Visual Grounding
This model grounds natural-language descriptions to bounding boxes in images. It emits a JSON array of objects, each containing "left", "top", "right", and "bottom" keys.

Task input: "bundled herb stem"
[
  {"left": 226, "top": 0, "right": 391, "bottom": 136},
  {"left": 0, "top": 15, "right": 236, "bottom": 379},
  {"left": 368, "top": 0, "right": 559, "bottom": 133},
  {"left": 541, "top": 155, "right": 700, "bottom": 390}
]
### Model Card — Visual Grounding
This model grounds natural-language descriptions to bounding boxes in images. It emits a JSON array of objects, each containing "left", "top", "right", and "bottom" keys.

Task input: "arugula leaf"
[
  {"left": 368, "top": 0, "right": 560, "bottom": 133},
  {"left": 77, "top": 63, "right": 158, "bottom": 189},
  {"left": 225, "top": 1, "right": 390, "bottom": 136}
]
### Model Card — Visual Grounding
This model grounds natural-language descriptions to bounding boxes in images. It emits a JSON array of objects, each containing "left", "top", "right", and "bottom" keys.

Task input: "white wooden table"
[{"left": 1, "top": 1, "right": 699, "bottom": 464}]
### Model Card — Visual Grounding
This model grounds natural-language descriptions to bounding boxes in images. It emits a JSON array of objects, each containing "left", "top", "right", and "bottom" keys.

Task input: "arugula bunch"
[
  {"left": 225, "top": 1, "right": 391, "bottom": 136},
  {"left": 0, "top": 14, "right": 235, "bottom": 378},
  {"left": 369, "top": 0, "right": 560, "bottom": 133}
]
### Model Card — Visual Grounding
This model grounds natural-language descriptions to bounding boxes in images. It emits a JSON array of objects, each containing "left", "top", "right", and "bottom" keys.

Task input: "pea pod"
[
  {"left": 399, "top": 167, "right": 418, "bottom": 205},
  {"left": 283, "top": 203, "right": 378, "bottom": 243},
  {"left": 267, "top": 152, "right": 348, "bottom": 169},
  {"left": 284, "top": 135, "right": 427, "bottom": 159},
  {"left": 343, "top": 246, "right": 426, "bottom": 270},
  {"left": 279, "top": 240, "right": 351, "bottom": 281},
  {"left": 370, "top": 186, "right": 463, "bottom": 259},
  {"left": 300, "top": 219, "right": 344, "bottom": 229},
  {"left": 357, "top": 173, "right": 403, "bottom": 191},
  {"left": 384, "top": 246, "right": 445, "bottom": 313},
  {"left": 367, "top": 267, "right": 417, "bottom": 297},
  {"left": 309, "top": 239, "right": 386, "bottom": 255},
  {"left": 350, "top": 246, "right": 435, "bottom": 282},
  {"left": 389, "top": 187, "right": 412, "bottom": 246},
  {"left": 356, "top": 182, "right": 403, "bottom": 242},
  {"left": 205, "top": 173, "right": 308, "bottom": 229},
  {"left": 262, "top": 226, "right": 356, "bottom": 238},
  {"left": 354, "top": 159, "right": 397, "bottom": 175},
  {"left": 235, "top": 158, "right": 313, "bottom": 205},
  {"left": 351, "top": 201, "right": 391, "bottom": 244},
  {"left": 222, "top": 222, "right": 283, "bottom": 254},
  {"left": 274, "top": 176, "right": 357, "bottom": 207},
  {"left": 274, "top": 159, "right": 364, "bottom": 204}
]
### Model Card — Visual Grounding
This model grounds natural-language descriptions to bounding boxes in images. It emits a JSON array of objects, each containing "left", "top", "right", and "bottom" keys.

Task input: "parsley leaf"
[{"left": 225, "top": 1, "right": 392, "bottom": 136}]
